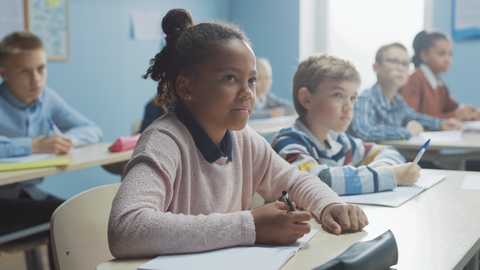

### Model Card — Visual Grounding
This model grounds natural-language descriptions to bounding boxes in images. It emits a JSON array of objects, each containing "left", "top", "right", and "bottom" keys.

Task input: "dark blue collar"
[{"left": 174, "top": 102, "right": 233, "bottom": 163}]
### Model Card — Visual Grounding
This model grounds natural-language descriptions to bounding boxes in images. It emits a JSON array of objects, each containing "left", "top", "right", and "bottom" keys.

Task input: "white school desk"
[
  {"left": 247, "top": 115, "right": 297, "bottom": 136},
  {"left": 380, "top": 132, "right": 480, "bottom": 170},
  {"left": 0, "top": 143, "right": 133, "bottom": 187},
  {"left": 97, "top": 169, "right": 480, "bottom": 270}
]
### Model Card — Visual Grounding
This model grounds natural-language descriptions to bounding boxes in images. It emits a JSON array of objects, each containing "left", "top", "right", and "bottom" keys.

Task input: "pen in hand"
[
  {"left": 413, "top": 138, "right": 430, "bottom": 164},
  {"left": 47, "top": 118, "right": 64, "bottom": 136},
  {"left": 281, "top": 190, "right": 296, "bottom": 212}
]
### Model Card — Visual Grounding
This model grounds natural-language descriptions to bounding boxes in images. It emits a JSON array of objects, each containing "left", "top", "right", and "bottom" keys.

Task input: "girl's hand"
[
  {"left": 251, "top": 201, "right": 311, "bottom": 245},
  {"left": 320, "top": 203, "right": 368, "bottom": 235}
]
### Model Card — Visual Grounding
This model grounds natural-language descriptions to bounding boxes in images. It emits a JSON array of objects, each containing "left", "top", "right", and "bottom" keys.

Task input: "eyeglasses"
[{"left": 383, "top": 58, "right": 410, "bottom": 69}]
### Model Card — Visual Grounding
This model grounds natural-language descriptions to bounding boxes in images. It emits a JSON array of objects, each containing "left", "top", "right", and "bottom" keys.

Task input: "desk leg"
[{"left": 465, "top": 251, "right": 479, "bottom": 270}]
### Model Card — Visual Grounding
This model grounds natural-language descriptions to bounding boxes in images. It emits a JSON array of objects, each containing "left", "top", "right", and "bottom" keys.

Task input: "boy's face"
[
  {"left": 307, "top": 79, "right": 359, "bottom": 133},
  {"left": 255, "top": 62, "right": 272, "bottom": 98},
  {"left": 0, "top": 49, "right": 47, "bottom": 105},
  {"left": 374, "top": 47, "right": 410, "bottom": 90}
]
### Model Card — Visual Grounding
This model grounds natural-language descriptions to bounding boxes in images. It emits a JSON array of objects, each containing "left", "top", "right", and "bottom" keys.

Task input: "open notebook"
[
  {"left": 340, "top": 173, "right": 446, "bottom": 207},
  {"left": 138, "top": 229, "right": 318, "bottom": 270}
]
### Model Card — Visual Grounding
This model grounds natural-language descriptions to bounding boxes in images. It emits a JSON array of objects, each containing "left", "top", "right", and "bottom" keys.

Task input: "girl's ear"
[
  {"left": 420, "top": 50, "right": 429, "bottom": 65},
  {"left": 176, "top": 75, "right": 193, "bottom": 102},
  {"left": 298, "top": 87, "right": 312, "bottom": 111}
]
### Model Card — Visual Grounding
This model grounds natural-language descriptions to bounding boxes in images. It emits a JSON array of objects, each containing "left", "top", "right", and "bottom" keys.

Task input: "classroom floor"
[{"left": 0, "top": 244, "right": 50, "bottom": 270}]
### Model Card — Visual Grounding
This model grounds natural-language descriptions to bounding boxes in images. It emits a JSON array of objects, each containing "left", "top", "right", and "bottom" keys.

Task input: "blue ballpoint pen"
[
  {"left": 413, "top": 139, "right": 430, "bottom": 164},
  {"left": 47, "top": 118, "right": 64, "bottom": 135}
]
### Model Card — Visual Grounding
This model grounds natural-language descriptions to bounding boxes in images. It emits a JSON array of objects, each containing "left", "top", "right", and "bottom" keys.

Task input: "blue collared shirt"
[
  {"left": 0, "top": 82, "right": 103, "bottom": 199},
  {"left": 0, "top": 82, "right": 103, "bottom": 158},
  {"left": 348, "top": 83, "right": 442, "bottom": 142}
]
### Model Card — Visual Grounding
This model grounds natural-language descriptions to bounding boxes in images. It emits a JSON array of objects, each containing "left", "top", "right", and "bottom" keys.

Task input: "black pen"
[{"left": 281, "top": 190, "right": 295, "bottom": 212}]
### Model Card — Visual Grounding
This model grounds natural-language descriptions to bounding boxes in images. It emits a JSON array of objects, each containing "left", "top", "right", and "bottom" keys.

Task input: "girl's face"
[
  {"left": 421, "top": 38, "right": 452, "bottom": 75},
  {"left": 306, "top": 79, "right": 359, "bottom": 134},
  {"left": 185, "top": 39, "right": 257, "bottom": 137}
]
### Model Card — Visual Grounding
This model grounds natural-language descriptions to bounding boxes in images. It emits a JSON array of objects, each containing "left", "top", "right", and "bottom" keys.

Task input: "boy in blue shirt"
[
  {"left": 348, "top": 42, "right": 461, "bottom": 142},
  {"left": 0, "top": 32, "right": 102, "bottom": 238}
]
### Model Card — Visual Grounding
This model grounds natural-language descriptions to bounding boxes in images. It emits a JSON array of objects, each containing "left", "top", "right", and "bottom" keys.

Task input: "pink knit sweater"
[{"left": 108, "top": 113, "right": 342, "bottom": 258}]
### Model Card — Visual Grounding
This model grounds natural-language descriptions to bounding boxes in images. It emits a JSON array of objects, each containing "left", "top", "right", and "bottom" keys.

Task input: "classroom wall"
[
  {"left": 36, "top": 0, "right": 480, "bottom": 199},
  {"left": 230, "top": 0, "right": 300, "bottom": 101}
]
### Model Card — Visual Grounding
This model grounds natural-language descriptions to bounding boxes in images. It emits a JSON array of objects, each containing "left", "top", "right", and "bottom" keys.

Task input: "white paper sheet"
[
  {"left": 131, "top": 10, "right": 163, "bottom": 41},
  {"left": 138, "top": 229, "right": 318, "bottom": 270}
]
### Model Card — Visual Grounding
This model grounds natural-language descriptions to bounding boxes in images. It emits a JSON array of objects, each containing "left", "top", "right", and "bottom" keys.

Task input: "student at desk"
[
  {"left": 270, "top": 54, "right": 420, "bottom": 196},
  {"left": 0, "top": 32, "right": 102, "bottom": 237},
  {"left": 401, "top": 30, "right": 480, "bottom": 120},
  {"left": 348, "top": 42, "right": 462, "bottom": 142},
  {"left": 108, "top": 9, "right": 367, "bottom": 258},
  {"left": 249, "top": 58, "right": 294, "bottom": 119},
  {"left": 139, "top": 98, "right": 166, "bottom": 133}
]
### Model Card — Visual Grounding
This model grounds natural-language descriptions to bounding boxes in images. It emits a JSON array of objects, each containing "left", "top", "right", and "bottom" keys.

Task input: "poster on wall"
[
  {"left": 26, "top": 0, "right": 69, "bottom": 61},
  {"left": 452, "top": 0, "right": 480, "bottom": 41}
]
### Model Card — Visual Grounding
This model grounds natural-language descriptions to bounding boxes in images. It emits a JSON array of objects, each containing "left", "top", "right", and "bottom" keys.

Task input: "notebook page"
[
  {"left": 138, "top": 229, "right": 318, "bottom": 270},
  {"left": 340, "top": 173, "right": 446, "bottom": 207}
]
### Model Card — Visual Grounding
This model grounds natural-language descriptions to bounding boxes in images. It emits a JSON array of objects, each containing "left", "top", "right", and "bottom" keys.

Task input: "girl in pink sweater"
[{"left": 108, "top": 8, "right": 367, "bottom": 258}]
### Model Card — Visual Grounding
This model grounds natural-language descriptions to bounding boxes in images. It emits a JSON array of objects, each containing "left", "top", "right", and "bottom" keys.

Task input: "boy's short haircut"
[
  {"left": 375, "top": 42, "right": 408, "bottom": 64},
  {"left": 292, "top": 54, "right": 360, "bottom": 119},
  {"left": 0, "top": 31, "right": 44, "bottom": 66}
]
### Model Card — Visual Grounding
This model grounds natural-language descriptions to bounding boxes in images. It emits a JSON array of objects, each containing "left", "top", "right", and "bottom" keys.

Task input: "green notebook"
[{"left": 0, "top": 157, "right": 70, "bottom": 172}]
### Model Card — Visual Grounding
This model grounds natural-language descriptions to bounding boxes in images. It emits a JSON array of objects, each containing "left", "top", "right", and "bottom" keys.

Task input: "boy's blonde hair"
[
  {"left": 0, "top": 31, "right": 44, "bottom": 66},
  {"left": 292, "top": 54, "right": 360, "bottom": 119}
]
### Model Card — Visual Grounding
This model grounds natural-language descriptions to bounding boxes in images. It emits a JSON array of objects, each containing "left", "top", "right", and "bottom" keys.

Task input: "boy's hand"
[
  {"left": 406, "top": 120, "right": 424, "bottom": 136},
  {"left": 391, "top": 162, "right": 421, "bottom": 186},
  {"left": 251, "top": 201, "right": 311, "bottom": 245},
  {"left": 440, "top": 117, "right": 462, "bottom": 130},
  {"left": 320, "top": 203, "right": 368, "bottom": 235},
  {"left": 32, "top": 135, "right": 73, "bottom": 155}
]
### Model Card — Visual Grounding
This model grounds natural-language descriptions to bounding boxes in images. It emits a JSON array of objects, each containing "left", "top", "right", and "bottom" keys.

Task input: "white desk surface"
[
  {"left": 97, "top": 169, "right": 480, "bottom": 270},
  {"left": 247, "top": 115, "right": 297, "bottom": 136},
  {"left": 0, "top": 143, "right": 133, "bottom": 187},
  {"left": 381, "top": 131, "right": 480, "bottom": 151}
]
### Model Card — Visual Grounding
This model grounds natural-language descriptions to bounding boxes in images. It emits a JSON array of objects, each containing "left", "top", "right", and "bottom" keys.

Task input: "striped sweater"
[{"left": 271, "top": 119, "right": 405, "bottom": 195}]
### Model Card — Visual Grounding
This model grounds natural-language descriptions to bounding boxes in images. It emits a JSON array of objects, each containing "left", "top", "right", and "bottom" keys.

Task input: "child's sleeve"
[
  {"left": 271, "top": 133, "right": 397, "bottom": 195},
  {"left": 0, "top": 136, "right": 33, "bottom": 158}
]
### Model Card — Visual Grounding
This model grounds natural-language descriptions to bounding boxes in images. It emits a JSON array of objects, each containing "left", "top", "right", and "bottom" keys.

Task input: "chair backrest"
[{"left": 50, "top": 183, "right": 120, "bottom": 270}]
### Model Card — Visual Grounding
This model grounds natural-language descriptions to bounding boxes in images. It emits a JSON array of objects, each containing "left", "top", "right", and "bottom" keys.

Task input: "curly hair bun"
[{"left": 162, "top": 9, "right": 195, "bottom": 45}]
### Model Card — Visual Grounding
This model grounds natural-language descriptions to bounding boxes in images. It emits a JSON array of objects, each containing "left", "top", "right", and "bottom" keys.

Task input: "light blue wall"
[
  {"left": 39, "top": 0, "right": 230, "bottom": 199},
  {"left": 230, "top": 0, "right": 300, "bottom": 101},
  {"left": 431, "top": 0, "right": 480, "bottom": 106}
]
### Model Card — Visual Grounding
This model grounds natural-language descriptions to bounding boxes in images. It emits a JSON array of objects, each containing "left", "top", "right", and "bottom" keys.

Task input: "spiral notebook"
[{"left": 340, "top": 173, "right": 446, "bottom": 207}]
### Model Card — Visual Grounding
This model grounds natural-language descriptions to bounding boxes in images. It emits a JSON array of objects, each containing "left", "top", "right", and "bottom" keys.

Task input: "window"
[
  {"left": 300, "top": 0, "right": 425, "bottom": 92},
  {"left": 327, "top": 0, "right": 425, "bottom": 91}
]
